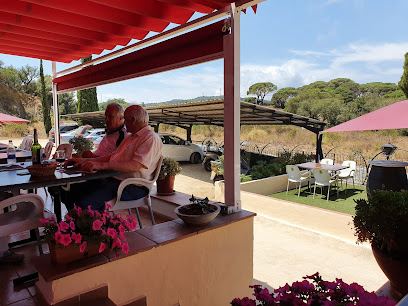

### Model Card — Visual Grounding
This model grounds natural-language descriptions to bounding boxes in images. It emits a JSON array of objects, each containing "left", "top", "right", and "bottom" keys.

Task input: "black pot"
[{"left": 366, "top": 161, "right": 408, "bottom": 197}]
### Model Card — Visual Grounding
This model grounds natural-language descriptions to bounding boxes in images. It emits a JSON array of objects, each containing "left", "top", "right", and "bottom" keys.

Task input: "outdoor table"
[
  {"left": 0, "top": 149, "right": 32, "bottom": 164},
  {"left": 0, "top": 162, "right": 119, "bottom": 221},
  {"left": 296, "top": 162, "right": 349, "bottom": 172}
]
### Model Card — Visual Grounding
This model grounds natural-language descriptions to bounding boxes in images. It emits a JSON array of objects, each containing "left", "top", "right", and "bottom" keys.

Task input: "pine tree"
[
  {"left": 398, "top": 52, "right": 408, "bottom": 98},
  {"left": 40, "top": 60, "right": 52, "bottom": 135},
  {"left": 77, "top": 56, "right": 99, "bottom": 112}
]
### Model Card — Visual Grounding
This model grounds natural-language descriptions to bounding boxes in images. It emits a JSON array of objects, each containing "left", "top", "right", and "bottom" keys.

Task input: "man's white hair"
[
  {"left": 126, "top": 105, "right": 149, "bottom": 124},
  {"left": 106, "top": 102, "right": 124, "bottom": 118}
]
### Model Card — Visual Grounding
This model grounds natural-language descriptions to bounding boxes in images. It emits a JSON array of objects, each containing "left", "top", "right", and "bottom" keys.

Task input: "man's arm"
[
  {"left": 81, "top": 160, "right": 145, "bottom": 173},
  {"left": 64, "top": 154, "right": 112, "bottom": 168}
]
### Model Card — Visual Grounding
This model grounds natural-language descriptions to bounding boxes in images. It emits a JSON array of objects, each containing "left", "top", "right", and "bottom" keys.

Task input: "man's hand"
[
  {"left": 82, "top": 151, "right": 97, "bottom": 158},
  {"left": 81, "top": 161, "right": 104, "bottom": 172},
  {"left": 64, "top": 158, "right": 83, "bottom": 168}
]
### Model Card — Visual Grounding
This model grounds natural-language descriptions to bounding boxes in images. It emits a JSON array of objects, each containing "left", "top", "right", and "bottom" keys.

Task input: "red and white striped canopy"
[{"left": 0, "top": 0, "right": 256, "bottom": 63}]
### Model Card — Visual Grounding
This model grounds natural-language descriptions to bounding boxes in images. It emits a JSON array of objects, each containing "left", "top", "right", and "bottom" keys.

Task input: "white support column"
[
  {"left": 223, "top": 4, "right": 241, "bottom": 212},
  {"left": 52, "top": 62, "right": 60, "bottom": 147}
]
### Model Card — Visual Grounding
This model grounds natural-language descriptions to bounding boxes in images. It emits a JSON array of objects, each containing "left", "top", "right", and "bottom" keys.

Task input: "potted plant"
[
  {"left": 353, "top": 190, "right": 408, "bottom": 300},
  {"left": 231, "top": 272, "right": 396, "bottom": 305},
  {"left": 69, "top": 137, "right": 93, "bottom": 157},
  {"left": 40, "top": 204, "right": 137, "bottom": 265},
  {"left": 156, "top": 157, "right": 182, "bottom": 195},
  {"left": 174, "top": 195, "right": 220, "bottom": 226}
]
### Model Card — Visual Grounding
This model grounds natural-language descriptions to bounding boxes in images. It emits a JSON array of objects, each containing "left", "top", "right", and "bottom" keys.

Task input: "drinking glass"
[{"left": 55, "top": 150, "right": 66, "bottom": 169}]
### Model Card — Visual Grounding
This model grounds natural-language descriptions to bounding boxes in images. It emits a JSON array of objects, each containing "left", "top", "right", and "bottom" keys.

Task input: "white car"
[
  {"left": 85, "top": 129, "right": 105, "bottom": 142},
  {"left": 159, "top": 133, "right": 204, "bottom": 163},
  {"left": 59, "top": 130, "right": 77, "bottom": 144}
]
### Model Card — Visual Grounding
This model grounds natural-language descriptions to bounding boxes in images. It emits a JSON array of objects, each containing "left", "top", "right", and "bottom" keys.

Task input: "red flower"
[
  {"left": 79, "top": 241, "right": 87, "bottom": 253},
  {"left": 107, "top": 228, "right": 117, "bottom": 238},
  {"left": 59, "top": 221, "right": 69, "bottom": 232},
  {"left": 121, "top": 242, "right": 129, "bottom": 254},
  {"left": 71, "top": 232, "right": 82, "bottom": 244},
  {"left": 99, "top": 242, "right": 106, "bottom": 253},
  {"left": 92, "top": 219, "right": 103, "bottom": 231},
  {"left": 60, "top": 234, "right": 72, "bottom": 247}
]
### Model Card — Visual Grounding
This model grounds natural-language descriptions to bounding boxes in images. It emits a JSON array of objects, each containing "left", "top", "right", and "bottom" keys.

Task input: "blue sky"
[{"left": 1, "top": 0, "right": 408, "bottom": 104}]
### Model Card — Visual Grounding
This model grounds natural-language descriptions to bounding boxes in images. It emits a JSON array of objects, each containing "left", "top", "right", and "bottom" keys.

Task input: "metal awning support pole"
[
  {"left": 223, "top": 4, "right": 241, "bottom": 212},
  {"left": 186, "top": 125, "right": 192, "bottom": 142},
  {"left": 52, "top": 62, "right": 60, "bottom": 147},
  {"left": 316, "top": 132, "right": 323, "bottom": 162}
]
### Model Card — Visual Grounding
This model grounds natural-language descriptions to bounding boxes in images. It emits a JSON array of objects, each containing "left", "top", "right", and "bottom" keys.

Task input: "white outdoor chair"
[
  {"left": 20, "top": 137, "right": 33, "bottom": 151},
  {"left": 286, "top": 165, "right": 311, "bottom": 197},
  {"left": 313, "top": 168, "right": 339, "bottom": 201},
  {"left": 338, "top": 160, "right": 356, "bottom": 192},
  {"left": 54, "top": 143, "right": 73, "bottom": 159},
  {"left": 43, "top": 141, "right": 54, "bottom": 160},
  {"left": 0, "top": 194, "right": 55, "bottom": 255},
  {"left": 107, "top": 156, "right": 163, "bottom": 229},
  {"left": 320, "top": 158, "right": 334, "bottom": 165}
]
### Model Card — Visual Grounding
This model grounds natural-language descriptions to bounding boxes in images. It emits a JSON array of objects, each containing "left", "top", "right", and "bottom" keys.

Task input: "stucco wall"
[{"left": 37, "top": 218, "right": 254, "bottom": 306}]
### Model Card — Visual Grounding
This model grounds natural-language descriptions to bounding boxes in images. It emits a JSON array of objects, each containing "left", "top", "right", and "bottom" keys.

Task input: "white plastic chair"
[
  {"left": 107, "top": 156, "right": 163, "bottom": 229},
  {"left": 286, "top": 165, "right": 311, "bottom": 197},
  {"left": 19, "top": 137, "right": 33, "bottom": 151},
  {"left": 320, "top": 158, "right": 334, "bottom": 165},
  {"left": 0, "top": 194, "right": 55, "bottom": 255},
  {"left": 338, "top": 160, "right": 356, "bottom": 192},
  {"left": 43, "top": 141, "right": 54, "bottom": 160},
  {"left": 313, "top": 168, "right": 339, "bottom": 201},
  {"left": 54, "top": 143, "right": 73, "bottom": 159}
]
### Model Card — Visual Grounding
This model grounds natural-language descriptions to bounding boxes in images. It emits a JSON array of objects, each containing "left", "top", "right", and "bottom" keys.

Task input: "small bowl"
[
  {"left": 27, "top": 162, "right": 58, "bottom": 177},
  {"left": 175, "top": 203, "right": 220, "bottom": 226}
]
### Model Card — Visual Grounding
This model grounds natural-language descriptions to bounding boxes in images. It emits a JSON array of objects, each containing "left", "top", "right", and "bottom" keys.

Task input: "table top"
[
  {"left": 0, "top": 162, "right": 120, "bottom": 192},
  {"left": 0, "top": 149, "right": 32, "bottom": 162},
  {"left": 296, "top": 162, "right": 349, "bottom": 171}
]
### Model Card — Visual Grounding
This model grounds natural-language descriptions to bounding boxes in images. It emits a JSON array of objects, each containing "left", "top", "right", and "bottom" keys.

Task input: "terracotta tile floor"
[{"left": 1, "top": 189, "right": 168, "bottom": 305}]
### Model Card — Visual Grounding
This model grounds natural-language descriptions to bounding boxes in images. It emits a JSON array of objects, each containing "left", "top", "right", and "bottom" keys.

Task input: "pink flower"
[
  {"left": 65, "top": 215, "right": 73, "bottom": 221},
  {"left": 254, "top": 288, "right": 273, "bottom": 302},
  {"left": 101, "top": 214, "right": 106, "bottom": 225},
  {"left": 71, "top": 232, "right": 82, "bottom": 244},
  {"left": 79, "top": 241, "right": 87, "bottom": 253},
  {"left": 73, "top": 205, "right": 82, "bottom": 216},
  {"left": 126, "top": 215, "right": 135, "bottom": 222},
  {"left": 101, "top": 229, "right": 107, "bottom": 236},
  {"left": 69, "top": 221, "right": 75, "bottom": 231},
  {"left": 107, "top": 228, "right": 117, "bottom": 238},
  {"left": 92, "top": 219, "right": 103, "bottom": 231},
  {"left": 99, "top": 242, "right": 106, "bottom": 253},
  {"left": 51, "top": 217, "right": 57, "bottom": 224},
  {"left": 105, "top": 202, "right": 113, "bottom": 210},
  {"left": 87, "top": 206, "right": 95, "bottom": 217},
  {"left": 60, "top": 234, "right": 72, "bottom": 247},
  {"left": 118, "top": 224, "right": 126, "bottom": 235},
  {"left": 59, "top": 221, "right": 69, "bottom": 232},
  {"left": 110, "top": 219, "right": 120, "bottom": 225},
  {"left": 112, "top": 237, "right": 122, "bottom": 249},
  {"left": 54, "top": 231, "right": 63, "bottom": 243},
  {"left": 129, "top": 220, "right": 137, "bottom": 230},
  {"left": 121, "top": 242, "right": 129, "bottom": 254},
  {"left": 39, "top": 218, "right": 49, "bottom": 224}
]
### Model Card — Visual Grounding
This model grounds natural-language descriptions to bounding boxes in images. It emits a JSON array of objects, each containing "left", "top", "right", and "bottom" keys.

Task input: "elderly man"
[
  {"left": 82, "top": 102, "right": 129, "bottom": 158},
  {"left": 57, "top": 105, "right": 162, "bottom": 212}
]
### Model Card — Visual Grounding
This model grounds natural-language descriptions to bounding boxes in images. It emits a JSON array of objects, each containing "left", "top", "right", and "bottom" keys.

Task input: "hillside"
[
  {"left": 144, "top": 95, "right": 245, "bottom": 107},
  {"left": 0, "top": 83, "right": 41, "bottom": 120}
]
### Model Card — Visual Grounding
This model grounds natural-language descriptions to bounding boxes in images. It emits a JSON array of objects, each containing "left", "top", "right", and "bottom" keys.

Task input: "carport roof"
[{"left": 62, "top": 100, "right": 327, "bottom": 133}]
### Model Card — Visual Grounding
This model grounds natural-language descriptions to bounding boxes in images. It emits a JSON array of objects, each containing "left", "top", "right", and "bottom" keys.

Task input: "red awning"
[
  {"left": 322, "top": 100, "right": 408, "bottom": 133},
  {"left": 0, "top": 0, "right": 257, "bottom": 63},
  {"left": 0, "top": 113, "right": 29, "bottom": 124}
]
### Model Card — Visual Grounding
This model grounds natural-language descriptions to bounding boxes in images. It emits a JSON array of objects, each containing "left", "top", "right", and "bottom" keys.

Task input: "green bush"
[
  {"left": 0, "top": 124, "right": 28, "bottom": 138},
  {"left": 69, "top": 137, "right": 93, "bottom": 156},
  {"left": 240, "top": 174, "right": 252, "bottom": 182}
]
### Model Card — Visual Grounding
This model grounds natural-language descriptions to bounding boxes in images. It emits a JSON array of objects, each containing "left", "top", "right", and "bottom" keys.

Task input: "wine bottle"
[{"left": 31, "top": 129, "right": 42, "bottom": 164}]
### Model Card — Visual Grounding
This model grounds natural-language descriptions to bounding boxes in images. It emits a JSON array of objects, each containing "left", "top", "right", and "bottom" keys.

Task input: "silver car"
[{"left": 159, "top": 133, "right": 204, "bottom": 163}]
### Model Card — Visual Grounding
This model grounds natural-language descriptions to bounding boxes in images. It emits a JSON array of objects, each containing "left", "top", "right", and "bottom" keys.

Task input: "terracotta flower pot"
[
  {"left": 372, "top": 243, "right": 408, "bottom": 300},
  {"left": 156, "top": 175, "right": 175, "bottom": 195},
  {"left": 48, "top": 242, "right": 100, "bottom": 265}
]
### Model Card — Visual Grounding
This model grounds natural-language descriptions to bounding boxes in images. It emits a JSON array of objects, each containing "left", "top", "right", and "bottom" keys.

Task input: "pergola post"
[
  {"left": 316, "top": 132, "right": 323, "bottom": 162},
  {"left": 186, "top": 125, "right": 192, "bottom": 142},
  {"left": 52, "top": 62, "right": 60, "bottom": 147},
  {"left": 223, "top": 4, "right": 241, "bottom": 212}
]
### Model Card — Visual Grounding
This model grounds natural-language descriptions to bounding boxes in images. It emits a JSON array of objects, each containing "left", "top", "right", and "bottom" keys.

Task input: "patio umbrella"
[
  {"left": 322, "top": 99, "right": 408, "bottom": 133},
  {"left": 0, "top": 113, "right": 29, "bottom": 124}
]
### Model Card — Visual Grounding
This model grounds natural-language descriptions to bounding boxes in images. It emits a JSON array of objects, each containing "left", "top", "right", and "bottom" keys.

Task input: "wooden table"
[
  {"left": 296, "top": 162, "right": 349, "bottom": 172},
  {"left": 0, "top": 149, "right": 32, "bottom": 163},
  {"left": 0, "top": 162, "right": 119, "bottom": 221}
]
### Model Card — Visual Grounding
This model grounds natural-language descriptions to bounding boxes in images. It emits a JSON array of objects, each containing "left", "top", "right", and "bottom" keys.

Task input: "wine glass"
[{"left": 55, "top": 150, "right": 66, "bottom": 169}]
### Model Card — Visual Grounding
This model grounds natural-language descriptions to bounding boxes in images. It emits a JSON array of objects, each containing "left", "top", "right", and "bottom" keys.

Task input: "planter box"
[{"left": 215, "top": 171, "right": 311, "bottom": 202}]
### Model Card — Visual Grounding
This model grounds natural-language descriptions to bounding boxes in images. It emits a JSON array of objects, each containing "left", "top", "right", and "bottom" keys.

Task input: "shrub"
[
  {"left": 69, "top": 137, "right": 93, "bottom": 156},
  {"left": 0, "top": 124, "right": 28, "bottom": 138},
  {"left": 240, "top": 174, "right": 252, "bottom": 182}
]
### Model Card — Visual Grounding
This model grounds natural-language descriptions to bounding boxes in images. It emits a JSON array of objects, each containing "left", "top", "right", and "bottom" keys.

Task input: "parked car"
[
  {"left": 74, "top": 125, "right": 93, "bottom": 138},
  {"left": 85, "top": 129, "right": 105, "bottom": 142},
  {"left": 159, "top": 133, "right": 204, "bottom": 163},
  {"left": 60, "top": 130, "right": 77, "bottom": 144},
  {"left": 49, "top": 123, "right": 79, "bottom": 142}
]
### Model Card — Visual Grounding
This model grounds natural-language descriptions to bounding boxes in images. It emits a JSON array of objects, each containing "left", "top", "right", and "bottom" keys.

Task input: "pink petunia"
[
  {"left": 87, "top": 206, "right": 95, "bottom": 217},
  {"left": 107, "top": 228, "right": 117, "bottom": 238},
  {"left": 129, "top": 220, "right": 137, "bottom": 231},
  {"left": 110, "top": 219, "right": 120, "bottom": 225},
  {"left": 101, "top": 214, "right": 106, "bottom": 225},
  {"left": 126, "top": 214, "right": 135, "bottom": 222},
  {"left": 121, "top": 242, "right": 129, "bottom": 254},
  {"left": 54, "top": 231, "right": 63, "bottom": 244},
  {"left": 60, "top": 234, "right": 72, "bottom": 247},
  {"left": 51, "top": 217, "right": 57, "bottom": 224},
  {"left": 112, "top": 237, "right": 122, "bottom": 249},
  {"left": 65, "top": 215, "right": 73, "bottom": 221},
  {"left": 101, "top": 229, "right": 107, "bottom": 236},
  {"left": 99, "top": 242, "right": 106, "bottom": 253},
  {"left": 118, "top": 224, "right": 126, "bottom": 235},
  {"left": 71, "top": 232, "right": 82, "bottom": 244},
  {"left": 105, "top": 202, "right": 113, "bottom": 210},
  {"left": 73, "top": 205, "right": 82, "bottom": 216},
  {"left": 59, "top": 221, "right": 69, "bottom": 232},
  {"left": 39, "top": 218, "right": 49, "bottom": 224},
  {"left": 92, "top": 219, "right": 103, "bottom": 231},
  {"left": 79, "top": 241, "right": 87, "bottom": 253},
  {"left": 69, "top": 221, "right": 75, "bottom": 231}
]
